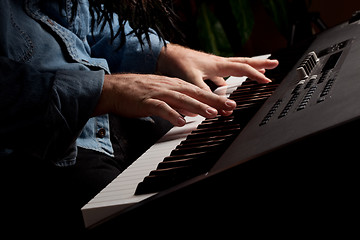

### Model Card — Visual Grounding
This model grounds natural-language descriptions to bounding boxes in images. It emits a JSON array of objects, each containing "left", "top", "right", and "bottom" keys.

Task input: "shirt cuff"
[
  {"left": 53, "top": 69, "right": 104, "bottom": 128},
  {"left": 43, "top": 69, "right": 104, "bottom": 164}
]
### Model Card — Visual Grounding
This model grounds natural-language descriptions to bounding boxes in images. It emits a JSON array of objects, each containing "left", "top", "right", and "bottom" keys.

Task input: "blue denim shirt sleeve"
[
  {"left": 88, "top": 21, "right": 165, "bottom": 74},
  {"left": 0, "top": 56, "right": 104, "bottom": 165},
  {"left": 1, "top": 0, "right": 165, "bottom": 166}
]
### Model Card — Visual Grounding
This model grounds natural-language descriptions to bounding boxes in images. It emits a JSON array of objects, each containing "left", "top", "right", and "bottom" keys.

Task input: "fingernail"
[
  {"left": 263, "top": 78, "right": 272, "bottom": 83},
  {"left": 177, "top": 116, "right": 186, "bottom": 126},
  {"left": 220, "top": 110, "right": 233, "bottom": 116},
  {"left": 206, "top": 108, "right": 218, "bottom": 116},
  {"left": 225, "top": 100, "right": 236, "bottom": 108}
]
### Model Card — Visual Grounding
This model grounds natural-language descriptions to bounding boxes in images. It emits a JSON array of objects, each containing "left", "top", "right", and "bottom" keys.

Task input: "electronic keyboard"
[{"left": 83, "top": 17, "right": 360, "bottom": 232}]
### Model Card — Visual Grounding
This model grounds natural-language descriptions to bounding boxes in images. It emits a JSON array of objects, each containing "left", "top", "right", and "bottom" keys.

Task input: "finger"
[
  {"left": 177, "top": 109, "right": 198, "bottom": 117},
  {"left": 160, "top": 91, "right": 219, "bottom": 119},
  {"left": 155, "top": 78, "right": 236, "bottom": 116},
  {"left": 197, "top": 81, "right": 212, "bottom": 92},
  {"left": 170, "top": 85, "right": 237, "bottom": 113},
  {"left": 208, "top": 76, "right": 227, "bottom": 87},
  {"left": 228, "top": 58, "right": 279, "bottom": 70},
  {"left": 180, "top": 69, "right": 213, "bottom": 92},
  {"left": 217, "top": 62, "right": 272, "bottom": 84},
  {"left": 192, "top": 75, "right": 212, "bottom": 92},
  {"left": 219, "top": 110, "right": 233, "bottom": 116},
  {"left": 258, "top": 68, "right": 266, "bottom": 74},
  {"left": 144, "top": 98, "right": 186, "bottom": 127}
]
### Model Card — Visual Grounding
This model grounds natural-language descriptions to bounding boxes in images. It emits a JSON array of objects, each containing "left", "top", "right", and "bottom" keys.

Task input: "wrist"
[
  {"left": 156, "top": 43, "right": 183, "bottom": 77},
  {"left": 92, "top": 74, "right": 113, "bottom": 116}
]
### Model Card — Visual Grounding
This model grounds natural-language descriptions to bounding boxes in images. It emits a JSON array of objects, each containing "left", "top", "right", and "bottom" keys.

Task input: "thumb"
[{"left": 188, "top": 72, "right": 212, "bottom": 92}]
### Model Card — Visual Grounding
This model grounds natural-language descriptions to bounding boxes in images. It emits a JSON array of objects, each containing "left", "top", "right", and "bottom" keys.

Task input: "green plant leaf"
[
  {"left": 261, "top": 0, "right": 290, "bottom": 36},
  {"left": 197, "top": 3, "right": 233, "bottom": 56},
  {"left": 229, "top": 0, "right": 254, "bottom": 45}
]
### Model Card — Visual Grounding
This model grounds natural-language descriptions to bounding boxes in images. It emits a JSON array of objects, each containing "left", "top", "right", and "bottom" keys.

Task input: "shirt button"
[
  {"left": 96, "top": 128, "right": 106, "bottom": 138},
  {"left": 47, "top": 19, "right": 54, "bottom": 25}
]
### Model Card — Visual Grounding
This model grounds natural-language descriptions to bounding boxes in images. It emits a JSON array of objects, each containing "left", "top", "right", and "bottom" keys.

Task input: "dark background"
[{"left": 170, "top": 0, "right": 360, "bottom": 57}]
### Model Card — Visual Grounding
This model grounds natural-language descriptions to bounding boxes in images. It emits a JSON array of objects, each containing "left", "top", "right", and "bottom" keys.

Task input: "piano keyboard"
[
  {"left": 81, "top": 53, "right": 287, "bottom": 227},
  {"left": 82, "top": 17, "right": 360, "bottom": 231},
  {"left": 82, "top": 49, "right": 307, "bottom": 228},
  {"left": 81, "top": 76, "right": 245, "bottom": 228}
]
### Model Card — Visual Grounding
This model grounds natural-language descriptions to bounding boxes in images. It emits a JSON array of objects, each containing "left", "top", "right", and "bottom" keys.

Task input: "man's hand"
[
  {"left": 93, "top": 74, "right": 237, "bottom": 127},
  {"left": 157, "top": 44, "right": 279, "bottom": 91},
  {"left": 93, "top": 44, "right": 279, "bottom": 127}
]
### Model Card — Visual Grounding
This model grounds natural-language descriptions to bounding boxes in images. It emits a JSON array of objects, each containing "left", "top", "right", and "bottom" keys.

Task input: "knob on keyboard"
[{"left": 296, "top": 51, "right": 319, "bottom": 79}]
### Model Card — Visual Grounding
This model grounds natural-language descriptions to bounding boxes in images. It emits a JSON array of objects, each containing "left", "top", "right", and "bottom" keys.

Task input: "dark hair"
[{"left": 70, "top": 0, "right": 179, "bottom": 48}]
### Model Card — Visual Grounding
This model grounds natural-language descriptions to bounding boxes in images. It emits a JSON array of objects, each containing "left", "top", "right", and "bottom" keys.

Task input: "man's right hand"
[{"left": 93, "top": 74, "right": 237, "bottom": 127}]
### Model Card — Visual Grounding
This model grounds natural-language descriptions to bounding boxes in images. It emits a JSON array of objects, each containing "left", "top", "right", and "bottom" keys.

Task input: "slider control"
[{"left": 296, "top": 51, "right": 319, "bottom": 79}]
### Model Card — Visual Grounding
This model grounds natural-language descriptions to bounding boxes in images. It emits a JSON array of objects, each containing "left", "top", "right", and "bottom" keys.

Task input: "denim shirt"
[{"left": 0, "top": 0, "right": 164, "bottom": 166}]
